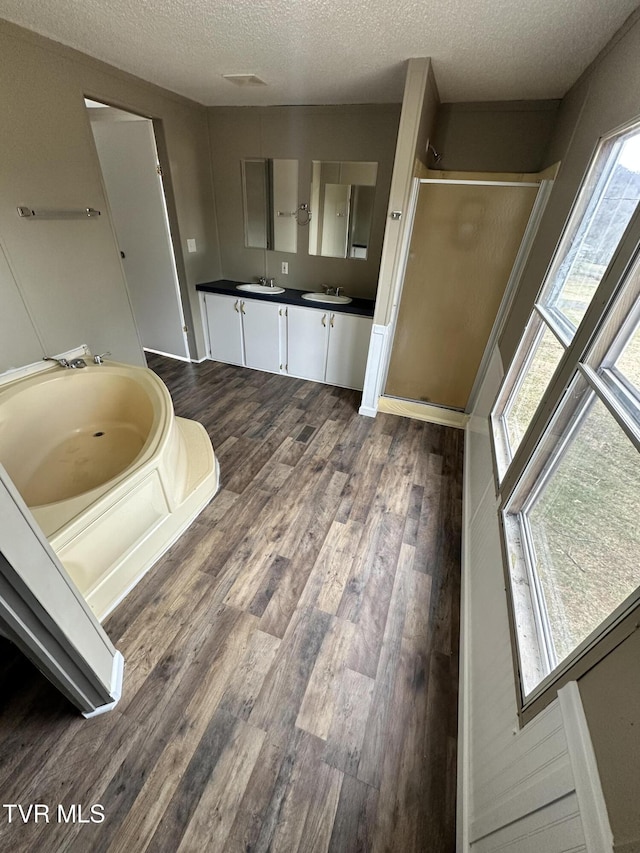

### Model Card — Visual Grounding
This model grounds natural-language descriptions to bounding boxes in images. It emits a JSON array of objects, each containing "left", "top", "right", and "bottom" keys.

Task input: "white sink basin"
[
  {"left": 237, "top": 283, "right": 285, "bottom": 295},
  {"left": 301, "top": 292, "right": 352, "bottom": 305}
]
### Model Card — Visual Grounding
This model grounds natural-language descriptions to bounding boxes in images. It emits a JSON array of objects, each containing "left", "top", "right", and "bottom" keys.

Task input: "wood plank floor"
[{"left": 0, "top": 355, "right": 463, "bottom": 853}]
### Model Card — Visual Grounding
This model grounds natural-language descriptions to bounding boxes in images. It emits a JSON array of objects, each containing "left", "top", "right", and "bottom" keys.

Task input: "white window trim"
[{"left": 490, "top": 123, "right": 640, "bottom": 723}]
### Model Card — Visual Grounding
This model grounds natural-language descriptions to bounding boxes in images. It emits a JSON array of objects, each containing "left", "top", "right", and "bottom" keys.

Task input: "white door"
[
  {"left": 90, "top": 114, "right": 189, "bottom": 359},
  {"left": 204, "top": 294, "right": 244, "bottom": 365},
  {"left": 326, "top": 313, "right": 373, "bottom": 390},
  {"left": 287, "top": 306, "right": 328, "bottom": 382},
  {"left": 242, "top": 300, "right": 282, "bottom": 374}
]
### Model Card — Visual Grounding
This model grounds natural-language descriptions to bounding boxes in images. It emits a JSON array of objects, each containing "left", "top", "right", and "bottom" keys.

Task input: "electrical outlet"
[
  {"left": 187, "top": 238, "right": 197, "bottom": 253},
  {"left": 281, "top": 261, "right": 288, "bottom": 274}
]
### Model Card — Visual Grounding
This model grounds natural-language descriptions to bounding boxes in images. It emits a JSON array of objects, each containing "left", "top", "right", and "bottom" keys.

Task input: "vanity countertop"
[{"left": 196, "top": 280, "right": 375, "bottom": 318}]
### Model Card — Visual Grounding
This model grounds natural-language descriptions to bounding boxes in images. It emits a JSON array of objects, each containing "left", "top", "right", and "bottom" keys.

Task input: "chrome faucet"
[
  {"left": 322, "top": 285, "right": 337, "bottom": 296},
  {"left": 43, "top": 355, "right": 89, "bottom": 368},
  {"left": 93, "top": 352, "right": 111, "bottom": 365},
  {"left": 258, "top": 276, "right": 267, "bottom": 286},
  {"left": 266, "top": 277, "right": 276, "bottom": 288},
  {"left": 43, "top": 356, "right": 70, "bottom": 368}
]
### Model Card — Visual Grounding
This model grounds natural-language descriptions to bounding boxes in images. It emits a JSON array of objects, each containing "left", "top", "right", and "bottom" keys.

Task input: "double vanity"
[
  {"left": 196, "top": 156, "right": 381, "bottom": 391},
  {"left": 197, "top": 281, "right": 374, "bottom": 391}
]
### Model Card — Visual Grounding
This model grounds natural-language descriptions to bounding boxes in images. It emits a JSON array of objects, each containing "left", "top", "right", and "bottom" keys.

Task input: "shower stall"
[{"left": 384, "top": 173, "right": 549, "bottom": 412}]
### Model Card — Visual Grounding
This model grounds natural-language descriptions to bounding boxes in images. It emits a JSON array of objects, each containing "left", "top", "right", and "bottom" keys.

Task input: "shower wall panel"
[{"left": 385, "top": 181, "right": 538, "bottom": 409}]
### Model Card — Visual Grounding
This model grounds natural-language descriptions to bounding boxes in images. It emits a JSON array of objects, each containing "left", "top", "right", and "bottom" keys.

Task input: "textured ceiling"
[{"left": 0, "top": 0, "right": 638, "bottom": 105}]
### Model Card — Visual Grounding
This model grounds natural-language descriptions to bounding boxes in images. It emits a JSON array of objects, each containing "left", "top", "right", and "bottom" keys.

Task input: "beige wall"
[
  {"left": 208, "top": 104, "right": 400, "bottom": 300},
  {"left": 498, "top": 10, "right": 640, "bottom": 366},
  {"left": 579, "top": 631, "right": 640, "bottom": 853},
  {"left": 0, "top": 244, "right": 45, "bottom": 373},
  {"left": 0, "top": 19, "right": 220, "bottom": 368},
  {"left": 432, "top": 100, "right": 560, "bottom": 173},
  {"left": 495, "top": 10, "right": 640, "bottom": 850}
]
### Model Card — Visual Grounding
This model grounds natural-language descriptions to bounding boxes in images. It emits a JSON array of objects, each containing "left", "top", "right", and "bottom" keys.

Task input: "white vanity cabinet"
[
  {"left": 204, "top": 293, "right": 284, "bottom": 374},
  {"left": 202, "top": 291, "right": 372, "bottom": 390},
  {"left": 287, "top": 305, "right": 372, "bottom": 390},
  {"left": 325, "top": 312, "right": 373, "bottom": 390},
  {"left": 242, "top": 299, "right": 283, "bottom": 374},
  {"left": 286, "top": 305, "right": 329, "bottom": 382},
  {"left": 203, "top": 293, "right": 244, "bottom": 366}
]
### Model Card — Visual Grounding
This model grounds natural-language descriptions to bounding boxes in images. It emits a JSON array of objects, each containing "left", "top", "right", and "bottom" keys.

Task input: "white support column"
[{"left": 359, "top": 324, "right": 390, "bottom": 417}]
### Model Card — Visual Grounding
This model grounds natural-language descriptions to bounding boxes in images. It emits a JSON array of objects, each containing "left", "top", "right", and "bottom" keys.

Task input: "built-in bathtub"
[{"left": 0, "top": 358, "right": 219, "bottom": 620}]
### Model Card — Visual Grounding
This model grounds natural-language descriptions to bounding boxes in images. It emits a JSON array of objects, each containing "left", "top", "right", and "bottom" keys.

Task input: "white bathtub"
[{"left": 0, "top": 360, "right": 219, "bottom": 620}]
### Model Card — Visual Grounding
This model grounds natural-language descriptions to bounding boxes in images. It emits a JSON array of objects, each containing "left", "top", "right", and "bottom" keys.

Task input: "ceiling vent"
[{"left": 222, "top": 74, "right": 267, "bottom": 87}]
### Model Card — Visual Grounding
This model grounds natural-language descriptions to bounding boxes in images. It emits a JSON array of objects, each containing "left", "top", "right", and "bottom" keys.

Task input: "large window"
[
  {"left": 494, "top": 126, "right": 640, "bottom": 478},
  {"left": 491, "top": 121, "right": 640, "bottom": 718}
]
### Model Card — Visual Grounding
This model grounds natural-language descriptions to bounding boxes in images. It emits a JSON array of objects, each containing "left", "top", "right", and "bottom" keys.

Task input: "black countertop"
[{"left": 196, "top": 280, "right": 375, "bottom": 318}]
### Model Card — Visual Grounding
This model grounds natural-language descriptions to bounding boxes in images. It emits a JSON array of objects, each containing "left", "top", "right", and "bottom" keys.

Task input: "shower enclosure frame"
[{"left": 378, "top": 174, "right": 554, "bottom": 416}]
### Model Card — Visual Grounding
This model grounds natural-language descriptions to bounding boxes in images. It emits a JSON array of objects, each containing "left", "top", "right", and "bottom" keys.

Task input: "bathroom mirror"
[
  {"left": 241, "top": 158, "right": 298, "bottom": 254},
  {"left": 308, "top": 160, "right": 378, "bottom": 260}
]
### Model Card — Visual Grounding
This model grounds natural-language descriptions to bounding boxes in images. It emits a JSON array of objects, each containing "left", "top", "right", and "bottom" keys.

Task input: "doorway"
[
  {"left": 86, "top": 99, "right": 190, "bottom": 360},
  {"left": 385, "top": 177, "right": 542, "bottom": 410}
]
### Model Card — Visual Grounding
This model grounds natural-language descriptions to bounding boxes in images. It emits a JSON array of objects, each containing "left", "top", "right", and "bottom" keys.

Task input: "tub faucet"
[
  {"left": 43, "top": 356, "right": 70, "bottom": 368},
  {"left": 93, "top": 352, "right": 111, "bottom": 365},
  {"left": 69, "top": 358, "right": 87, "bottom": 368}
]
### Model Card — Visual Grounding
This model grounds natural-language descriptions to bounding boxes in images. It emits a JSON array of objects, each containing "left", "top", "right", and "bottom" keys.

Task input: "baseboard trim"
[
  {"left": 143, "top": 347, "right": 191, "bottom": 363},
  {"left": 358, "top": 404, "right": 378, "bottom": 418},
  {"left": 378, "top": 396, "right": 469, "bottom": 429}
]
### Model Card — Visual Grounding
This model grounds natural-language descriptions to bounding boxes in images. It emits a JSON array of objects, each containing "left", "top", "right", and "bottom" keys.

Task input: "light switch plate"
[
  {"left": 281, "top": 261, "right": 288, "bottom": 274},
  {"left": 187, "top": 238, "right": 197, "bottom": 253}
]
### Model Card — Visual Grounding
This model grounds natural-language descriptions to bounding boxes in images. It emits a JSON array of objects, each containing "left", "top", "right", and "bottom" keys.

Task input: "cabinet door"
[
  {"left": 326, "top": 313, "right": 373, "bottom": 390},
  {"left": 204, "top": 294, "right": 244, "bottom": 365},
  {"left": 242, "top": 299, "right": 283, "bottom": 374},
  {"left": 286, "top": 305, "right": 329, "bottom": 382}
]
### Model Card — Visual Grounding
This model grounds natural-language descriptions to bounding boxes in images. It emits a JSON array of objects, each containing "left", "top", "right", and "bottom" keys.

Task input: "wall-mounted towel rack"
[
  {"left": 276, "top": 203, "right": 311, "bottom": 225},
  {"left": 17, "top": 206, "right": 101, "bottom": 220}
]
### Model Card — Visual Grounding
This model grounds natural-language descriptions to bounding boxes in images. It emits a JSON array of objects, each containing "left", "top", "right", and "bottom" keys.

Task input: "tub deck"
[{"left": 0, "top": 360, "right": 219, "bottom": 619}]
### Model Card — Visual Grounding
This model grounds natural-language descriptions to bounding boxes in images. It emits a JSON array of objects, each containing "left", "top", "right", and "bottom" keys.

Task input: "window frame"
[{"left": 490, "top": 121, "right": 640, "bottom": 724}]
